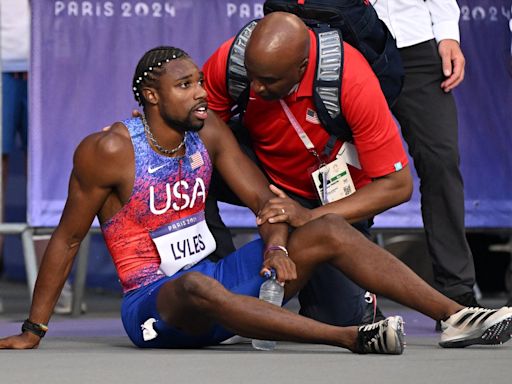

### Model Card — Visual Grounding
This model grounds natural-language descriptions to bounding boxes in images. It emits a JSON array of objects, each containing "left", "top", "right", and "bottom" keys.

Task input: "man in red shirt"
[{"left": 203, "top": 12, "right": 412, "bottom": 326}]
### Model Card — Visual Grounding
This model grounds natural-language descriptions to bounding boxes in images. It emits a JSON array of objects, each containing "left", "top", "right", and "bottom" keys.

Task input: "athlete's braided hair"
[{"left": 132, "top": 46, "right": 189, "bottom": 107}]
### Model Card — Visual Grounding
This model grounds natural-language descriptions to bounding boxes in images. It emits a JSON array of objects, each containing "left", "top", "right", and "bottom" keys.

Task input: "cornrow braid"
[{"left": 132, "top": 46, "right": 189, "bottom": 107}]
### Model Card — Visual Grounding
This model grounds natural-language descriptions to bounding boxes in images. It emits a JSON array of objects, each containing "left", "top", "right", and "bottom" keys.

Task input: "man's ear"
[{"left": 142, "top": 87, "right": 158, "bottom": 105}]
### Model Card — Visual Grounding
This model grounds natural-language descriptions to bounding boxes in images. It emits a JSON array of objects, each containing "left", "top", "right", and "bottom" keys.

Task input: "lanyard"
[
  {"left": 279, "top": 99, "right": 324, "bottom": 166},
  {"left": 279, "top": 99, "right": 328, "bottom": 203}
]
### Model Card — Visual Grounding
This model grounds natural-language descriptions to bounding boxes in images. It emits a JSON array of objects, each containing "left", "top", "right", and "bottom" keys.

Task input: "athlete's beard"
[{"left": 163, "top": 111, "right": 204, "bottom": 133}]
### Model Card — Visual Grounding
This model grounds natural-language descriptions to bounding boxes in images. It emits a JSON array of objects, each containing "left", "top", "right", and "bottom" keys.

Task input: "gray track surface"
[{"left": 1, "top": 280, "right": 512, "bottom": 384}]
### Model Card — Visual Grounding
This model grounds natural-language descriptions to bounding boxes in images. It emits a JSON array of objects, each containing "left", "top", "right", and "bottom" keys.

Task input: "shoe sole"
[
  {"left": 439, "top": 316, "right": 512, "bottom": 348},
  {"left": 386, "top": 316, "right": 405, "bottom": 355}
]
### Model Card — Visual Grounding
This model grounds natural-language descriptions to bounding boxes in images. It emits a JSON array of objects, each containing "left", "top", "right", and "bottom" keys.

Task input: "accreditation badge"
[
  {"left": 311, "top": 157, "right": 356, "bottom": 205},
  {"left": 150, "top": 211, "right": 216, "bottom": 277}
]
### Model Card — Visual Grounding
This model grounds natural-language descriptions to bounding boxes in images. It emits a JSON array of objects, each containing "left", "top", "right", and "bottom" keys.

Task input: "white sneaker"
[
  {"left": 355, "top": 315, "right": 405, "bottom": 354},
  {"left": 440, "top": 306, "right": 512, "bottom": 348}
]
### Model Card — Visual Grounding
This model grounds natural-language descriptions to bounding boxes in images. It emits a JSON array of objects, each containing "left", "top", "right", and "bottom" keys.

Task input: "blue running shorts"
[{"left": 121, "top": 239, "right": 266, "bottom": 348}]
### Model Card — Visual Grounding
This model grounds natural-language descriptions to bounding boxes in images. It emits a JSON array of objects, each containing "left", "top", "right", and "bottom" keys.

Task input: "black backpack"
[{"left": 226, "top": 0, "right": 404, "bottom": 155}]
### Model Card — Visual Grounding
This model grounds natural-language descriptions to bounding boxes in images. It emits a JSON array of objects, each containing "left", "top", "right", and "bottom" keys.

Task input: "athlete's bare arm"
[
  {"left": 0, "top": 124, "right": 132, "bottom": 349},
  {"left": 200, "top": 111, "right": 295, "bottom": 282}
]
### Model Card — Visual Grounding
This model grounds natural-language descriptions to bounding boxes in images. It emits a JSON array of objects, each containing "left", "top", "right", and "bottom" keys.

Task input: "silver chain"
[{"left": 141, "top": 114, "right": 186, "bottom": 156}]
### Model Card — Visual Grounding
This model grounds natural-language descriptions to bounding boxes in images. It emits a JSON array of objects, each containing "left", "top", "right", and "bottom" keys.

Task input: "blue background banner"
[{"left": 29, "top": 0, "right": 512, "bottom": 228}]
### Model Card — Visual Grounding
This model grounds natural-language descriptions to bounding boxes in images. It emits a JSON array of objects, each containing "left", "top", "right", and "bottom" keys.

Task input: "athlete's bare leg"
[
  {"left": 156, "top": 214, "right": 461, "bottom": 351},
  {"left": 157, "top": 271, "right": 359, "bottom": 350},
  {"left": 284, "top": 214, "right": 463, "bottom": 321}
]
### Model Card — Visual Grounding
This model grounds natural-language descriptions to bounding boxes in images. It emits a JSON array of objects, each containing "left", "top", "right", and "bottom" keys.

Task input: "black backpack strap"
[
  {"left": 226, "top": 20, "right": 258, "bottom": 118},
  {"left": 311, "top": 25, "right": 353, "bottom": 157},
  {"left": 323, "top": 135, "right": 339, "bottom": 159}
]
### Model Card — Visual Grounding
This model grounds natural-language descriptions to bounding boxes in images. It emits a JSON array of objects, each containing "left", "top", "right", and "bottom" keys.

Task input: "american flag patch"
[
  {"left": 190, "top": 151, "right": 204, "bottom": 170},
  {"left": 306, "top": 108, "right": 320, "bottom": 124}
]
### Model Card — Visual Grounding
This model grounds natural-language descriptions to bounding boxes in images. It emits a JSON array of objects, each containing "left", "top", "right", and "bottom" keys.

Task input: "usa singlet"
[{"left": 102, "top": 117, "right": 213, "bottom": 293}]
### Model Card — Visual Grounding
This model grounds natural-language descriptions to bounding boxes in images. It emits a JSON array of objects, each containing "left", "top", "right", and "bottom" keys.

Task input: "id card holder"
[
  {"left": 311, "top": 157, "right": 356, "bottom": 205},
  {"left": 150, "top": 211, "right": 216, "bottom": 277}
]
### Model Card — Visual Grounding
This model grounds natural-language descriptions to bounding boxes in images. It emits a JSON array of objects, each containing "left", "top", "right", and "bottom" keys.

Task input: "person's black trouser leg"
[{"left": 392, "top": 40, "right": 476, "bottom": 299}]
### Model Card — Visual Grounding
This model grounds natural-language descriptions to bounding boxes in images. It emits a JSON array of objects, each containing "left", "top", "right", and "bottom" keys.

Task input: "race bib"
[
  {"left": 150, "top": 211, "right": 216, "bottom": 277},
  {"left": 311, "top": 157, "right": 356, "bottom": 205}
]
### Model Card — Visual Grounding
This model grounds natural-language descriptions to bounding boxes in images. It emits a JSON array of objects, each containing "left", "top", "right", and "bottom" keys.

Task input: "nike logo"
[{"left": 148, "top": 164, "right": 166, "bottom": 174}]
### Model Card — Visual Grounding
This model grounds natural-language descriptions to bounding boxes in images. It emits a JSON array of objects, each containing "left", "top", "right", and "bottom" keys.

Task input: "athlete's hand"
[
  {"left": 438, "top": 39, "right": 465, "bottom": 92},
  {"left": 256, "top": 185, "right": 313, "bottom": 228},
  {"left": 261, "top": 250, "right": 296, "bottom": 284},
  {"left": 0, "top": 332, "right": 41, "bottom": 349}
]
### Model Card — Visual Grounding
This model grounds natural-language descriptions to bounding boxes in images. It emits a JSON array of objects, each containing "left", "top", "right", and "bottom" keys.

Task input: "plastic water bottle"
[{"left": 252, "top": 269, "right": 285, "bottom": 351}]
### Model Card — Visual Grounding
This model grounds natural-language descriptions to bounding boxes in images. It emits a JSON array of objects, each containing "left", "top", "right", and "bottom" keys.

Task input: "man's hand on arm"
[
  {"left": 256, "top": 185, "right": 313, "bottom": 228},
  {"left": 438, "top": 39, "right": 465, "bottom": 92}
]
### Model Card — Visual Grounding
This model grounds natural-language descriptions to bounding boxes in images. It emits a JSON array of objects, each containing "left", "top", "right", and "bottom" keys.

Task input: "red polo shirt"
[{"left": 203, "top": 30, "right": 408, "bottom": 199}]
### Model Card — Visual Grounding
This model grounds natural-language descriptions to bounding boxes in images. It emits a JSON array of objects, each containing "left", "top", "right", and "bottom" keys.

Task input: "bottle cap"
[{"left": 263, "top": 269, "right": 276, "bottom": 279}]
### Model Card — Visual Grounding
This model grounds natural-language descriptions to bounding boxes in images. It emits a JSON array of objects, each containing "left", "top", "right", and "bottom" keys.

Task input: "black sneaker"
[
  {"left": 435, "top": 292, "right": 481, "bottom": 332},
  {"left": 439, "top": 307, "right": 512, "bottom": 348},
  {"left": 355, "top": 316, "right": 405, "bottom": 354},
  {"left": 361, "top": 292, "right": 386, "bottom": 325}
]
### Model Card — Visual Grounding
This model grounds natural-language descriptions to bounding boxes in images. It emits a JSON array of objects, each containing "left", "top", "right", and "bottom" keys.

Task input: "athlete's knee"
[
  {"left": 318, "top": 213, "right": 350, "bottom": 235},
  {"left": 180, "top": 272, "right": 219, "bottom": 298},
  {"left": 178, "top": 272, "right": 229, "bottom": 309},
  {"left": 321, "top": 213, "right": 349, "bottom": 226},
  {"left": 311, "top": 213, "right": 352, "bottom": 246}
]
